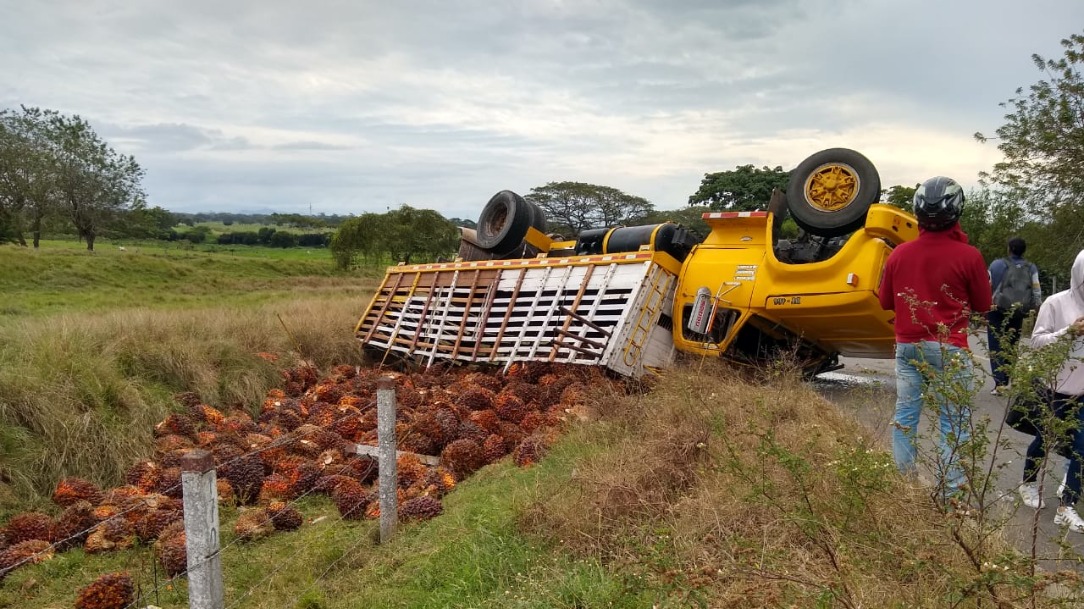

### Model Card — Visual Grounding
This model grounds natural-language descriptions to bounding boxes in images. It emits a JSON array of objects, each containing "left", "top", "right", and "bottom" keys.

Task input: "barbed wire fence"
[{"left": 1, "top": 375, "right": 410, "bottom": 609}]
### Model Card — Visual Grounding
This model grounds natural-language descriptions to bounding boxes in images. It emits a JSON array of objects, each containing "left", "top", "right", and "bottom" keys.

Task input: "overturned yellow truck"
[{"left": 356, "top": 148, "right": 919, "bottom": 378}]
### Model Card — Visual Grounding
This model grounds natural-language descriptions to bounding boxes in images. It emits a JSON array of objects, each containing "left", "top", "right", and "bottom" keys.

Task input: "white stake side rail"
[{"left": 355, "top": 250, "right": 682, "bottom": 379}]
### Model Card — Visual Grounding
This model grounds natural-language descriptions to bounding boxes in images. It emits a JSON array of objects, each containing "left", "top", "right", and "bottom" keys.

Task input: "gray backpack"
[{"left": 994, "top": 258, "right": 1037, "bottom": 311}]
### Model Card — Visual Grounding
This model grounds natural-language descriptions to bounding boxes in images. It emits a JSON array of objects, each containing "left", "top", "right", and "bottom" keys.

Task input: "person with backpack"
[{"left": 988, "top": 237, "right": 1042, "bottom": 394}]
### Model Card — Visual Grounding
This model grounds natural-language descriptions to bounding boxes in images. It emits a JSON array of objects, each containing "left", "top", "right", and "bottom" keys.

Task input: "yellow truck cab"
[{"left": 674, "top": 203, "right": 917, "bottom": 374}]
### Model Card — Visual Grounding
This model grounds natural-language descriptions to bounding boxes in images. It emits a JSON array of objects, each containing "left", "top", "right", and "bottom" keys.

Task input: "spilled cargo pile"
[{"left": 0, "top": 360, "right": 624, "bottom": 591}]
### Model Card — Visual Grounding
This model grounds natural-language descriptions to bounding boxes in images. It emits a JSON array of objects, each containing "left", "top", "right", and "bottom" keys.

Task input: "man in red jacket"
[{"left": 879, "top": 176, "right": 992, "bottom": 500}]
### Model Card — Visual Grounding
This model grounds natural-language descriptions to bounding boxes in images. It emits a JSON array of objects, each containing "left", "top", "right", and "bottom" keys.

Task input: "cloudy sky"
[{"left": 2, "top": 1, "right": 1081, "bottom": 219}]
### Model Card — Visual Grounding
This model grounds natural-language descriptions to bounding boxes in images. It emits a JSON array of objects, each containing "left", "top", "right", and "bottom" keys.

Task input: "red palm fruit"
[
  {"left": 134, "top": 509, "right": 182, "bottom": 543},
  {"left": 267, "top": 500, "right": 303, "bottom": 531},
  {"left": 277, "top": 408, "right": 304, "bottom": 431},
  {"left": 463, "top": 372, "right": 503, "bottom": 393},
  {"left": 190, "top": 404, "right": 226, "bottom": 426},
  {"left": 455, "top": 387, "right": 495, "bottom": 411},
  {"left": 154, "top": 434, "right": 194, "bottom": 455},
  {"left": 52, "top": 477, "right": 103, "bottom": 508},
  {"left": 0, "top": 540, "right": 53, "bottom": 581},
  {"left": 225, "top": 454, "right": 266, "bottom": 505},
  {"left": 455, "top": 420, "right": 488, "bottom": 445},
  {"left": 519, "top": 411, "right": 544, "bottom": 435},
  {"left": 337, "top": 394, "right": 365, "bottom": 408},
  {"left": 74, "top": 571, "right": 135, "bottom": 609},
  {"left": 396, "top": 454, "right": 427, "bottom": 489},
  {"left": 195, "top": 431, "right": 217, "bottom": 446},
  {"left": 158, "top": 449, "right": 192, "bottom": 470},
  {"left": 92, "top": 505, "right": 119, "bottom": 522},
  {"left": 469, "top": 409, "right": 501, "bottom": 434},
  {"left": 560, "top": 382, "right": 588, "bottom": 407},
  {"left": 84, "top": 519, "right": 135, "bottom": 554},
  {"left": 314, "top": 383, "right": 343, "bottom": 404},
  {"left": 3, "top": 512, "right": 55, "bottom": 544},
  {"left": 155, "top": 530, "right": 187, "bottom": 577},
  {"left": 400, "top": 496, "right": 443, "bottom": 522},
  {"left": 154, "top": 413, "right": 197, "bottom": 439},
  {"left": 220, "top": 412, "right": 258, "bottom": 435},
  {"left": 282, "top": 461, "right": 321, "bottom": 499},
  {"left": 157, "top": 467, "right": 184, "bottom": 499},
  {"left": 497, "top": 422, "right": 525, "bottom": 449},
  {"left": 125, "top": 461, "right": 161, "bottom": 492},
  {"left": 421, "top": 467, "right": 457, "bottom": 497},
  {"left": 513, "top": 435, "right": 547, "bottom": 467},
  {"left": 440, "top": 439, "right": 484, "bottom": 479},
  {"left": 482, "top": 434, "right": 509, "bottom": 464},
  {"left": 54, "top": 501, "right": 97, "bottom": 550},
  {"left": 313, "top": 474, "right": 356, "bottom": 495},
  {"left": 331, "top": 479, "right": 369, "bottom": 521},
  {"left": 258, "top": 473, "right": 291, "bottom": 503},
  {"left": 216, "top": 479, "right": 235, "bottom": 505},
  {"left": 494, "top": 393, "right": 529, "bottom": 424},
  {"left": 234, "top": 508, "right": 274, "bottom": 542}
]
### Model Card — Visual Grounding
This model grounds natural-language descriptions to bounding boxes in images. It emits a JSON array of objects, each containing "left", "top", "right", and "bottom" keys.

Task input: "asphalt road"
[{"left": 812, "top": 333, "right": 1084, "bottom": 569}]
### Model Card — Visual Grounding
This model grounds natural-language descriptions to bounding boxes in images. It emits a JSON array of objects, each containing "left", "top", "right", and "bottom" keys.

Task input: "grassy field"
[
  {"left": 0, "top": 241, "right": 387, "bottom": 318},
  {"left": 0, "top": 241, "right": 1074, "bottom": 607}
]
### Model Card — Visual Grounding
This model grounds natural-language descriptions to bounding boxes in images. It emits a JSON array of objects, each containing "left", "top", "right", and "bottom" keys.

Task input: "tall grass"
[{"left": 0, "top": 295, "right": 369, "bottom": 515}]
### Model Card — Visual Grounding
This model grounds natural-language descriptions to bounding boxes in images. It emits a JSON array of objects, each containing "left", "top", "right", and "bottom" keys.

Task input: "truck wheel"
[
  {"left": 786, "top": 148, "right": 880, "bottom": 238},
  {"left": 476, "top": 190, "right": 533, "bottom": 254}
]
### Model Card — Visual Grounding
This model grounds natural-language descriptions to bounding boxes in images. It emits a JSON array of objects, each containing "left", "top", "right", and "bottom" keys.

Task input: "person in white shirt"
[{"left": 1016, "top": 249, "right": 1084, "bottom": 529}]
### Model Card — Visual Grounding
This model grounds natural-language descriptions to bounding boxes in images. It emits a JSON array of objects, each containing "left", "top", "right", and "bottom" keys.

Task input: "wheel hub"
[{"left": 804, "top": 163, "right": 860, "bottom": 212}]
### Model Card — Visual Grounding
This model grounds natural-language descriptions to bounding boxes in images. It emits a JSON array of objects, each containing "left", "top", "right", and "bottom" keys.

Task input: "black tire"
[
  {"left": 476, "top": 190, "right": 532, "bottom": 254},
  {"left": 786, "top": 148, "right": 880, "bottom": 238}
]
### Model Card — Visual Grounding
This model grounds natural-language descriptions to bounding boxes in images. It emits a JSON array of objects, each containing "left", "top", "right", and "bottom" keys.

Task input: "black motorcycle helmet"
[{"left": 913, "top": 176, "right": 964, "bottom": 231}]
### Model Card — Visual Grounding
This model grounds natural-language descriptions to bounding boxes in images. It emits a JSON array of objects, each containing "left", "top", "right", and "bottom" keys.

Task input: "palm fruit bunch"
[
  {"left": 267, "top": 500, "right": 303, "bottom": 531},
  {"left": 124, "top": 461, "right": 161, "bottom": 493},
  {"left": 3, "top": 512, "right": 55, "bottom": 544},
  {"left": 512, "top": 435, "right": 548, "bottom": 467},
  {"left": 440, "top": 439, "right": 484, "bottom": 479},
  {"left": 400, "top": 496, "right": 443, "bottom": 522},
  {"left": 52, "top": 477, "right": 103, "bottom": 508},
  {"left": 234, "top": 508, "right": 275, "bottom": 542},
  {"left": 155, "top": 528, "right": 187, "bottom": 577},
  {"left": 134, "top": 509, "right": 183, "bottom": 544},
  {"left": 74, "top": 571, "right": 135, "bottom": 609},
  {"left": 0, "top": 540, "right": 53, "bottom": 582},
  {"left": 331, "top": 478, "right": 370, "bottom": 520},
  {"left": 494, "top": 393, "right": 530, "bottom": 424},
  {"left": 54, "top": 501, "right": 97, "bottom": 551},
  {"left": 85, "top": 519, "right": 135, "bottom": 554}
]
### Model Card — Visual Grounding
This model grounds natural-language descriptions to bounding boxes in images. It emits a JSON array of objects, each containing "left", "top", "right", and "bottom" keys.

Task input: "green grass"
[{"left": 0, "top": 241, "right": 387, "bottom": 318}]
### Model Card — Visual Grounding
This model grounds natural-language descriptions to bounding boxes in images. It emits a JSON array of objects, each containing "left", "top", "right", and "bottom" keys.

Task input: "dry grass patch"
[
  {"left": 522, "top": 362, "right": 1057, "bottom": 607},
  {"left": 0, "top": 295, "right": 368, "bottom": 514}
]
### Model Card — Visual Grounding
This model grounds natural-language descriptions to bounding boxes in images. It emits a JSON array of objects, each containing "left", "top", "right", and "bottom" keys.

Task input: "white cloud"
[{"left": 1, "top": 0, "right": 1081, "bottom": 218}]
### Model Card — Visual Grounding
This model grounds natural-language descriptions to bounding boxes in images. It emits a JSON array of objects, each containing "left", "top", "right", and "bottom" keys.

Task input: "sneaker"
[
  {"left": 1059, "top": 473, "right": 1068, "bottom": 497},
  {"left": 1055, "top": 505, "right": 1084, "bottom": 533},
  {"left": 1018, "top": 483, "right": 1045, "bottom": 509},
  {"left": 991, "top": 386, "right": 1006, "bottom": 396}
]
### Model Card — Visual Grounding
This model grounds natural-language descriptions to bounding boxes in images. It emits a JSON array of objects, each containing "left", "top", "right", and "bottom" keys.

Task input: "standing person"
[
  {"left": 987, "top": 237, "right": 1042, "bottom": 394},
  {"left": 1017, "top": 250, "right": 1084, "bottom": 530},
  {"left": 879, "top": 176, "right": 992, "bottom": 498}
]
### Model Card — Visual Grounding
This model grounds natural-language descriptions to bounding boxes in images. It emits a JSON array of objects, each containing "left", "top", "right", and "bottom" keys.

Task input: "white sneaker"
[
  {"left": 1018, "top": 483, "right": 1045, "bottom": 509},
  {"left": 1059, "top": 473, "right": 1068, "bottom": 497},
  {"left": 1055, "top": 506, "right": 1084, "bottom": 533}
]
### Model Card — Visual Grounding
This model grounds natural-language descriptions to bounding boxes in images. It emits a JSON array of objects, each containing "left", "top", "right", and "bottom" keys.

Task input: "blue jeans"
[{"left": 893, "top": 341, "right": 975, "bottom": 496}]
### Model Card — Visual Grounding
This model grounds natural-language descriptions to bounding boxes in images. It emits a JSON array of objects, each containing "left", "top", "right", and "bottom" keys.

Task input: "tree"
[
  {"left": 46, "top": 112, "right": 145, "bottom": 251},
  {"left": 0, "top": 107, "right": 59, "bottom": 247},
  {"left": 975, "top": 31, "right": 1084, "bottom": 285},
  {"left": 883, "top": 185, "right": 917, "bottom": 209},
  {"left": 525, "top": 182, "right": 654, "bottom": 236},
  {"left": 330, "top": 206, "right": 459, "bottom": 269},
  {"left": 688, "top": 164, "right": 789, "bottom": 211},
  {"left": 640, "top": 205, "right": 712, "bottom": 241}
]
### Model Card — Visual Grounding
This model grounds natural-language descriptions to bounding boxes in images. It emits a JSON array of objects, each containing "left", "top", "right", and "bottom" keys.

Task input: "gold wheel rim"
[{"left": 803, "top": 163, "right": 860, "bottom": 212}]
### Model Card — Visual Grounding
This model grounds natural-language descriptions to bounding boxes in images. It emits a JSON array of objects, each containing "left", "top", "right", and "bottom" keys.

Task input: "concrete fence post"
[
  {"left": 181, "top": 449, "right": 224, "bottom": 609},
  {"left": 377, "top": 376, "right": 398, "bottom": 544}
]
